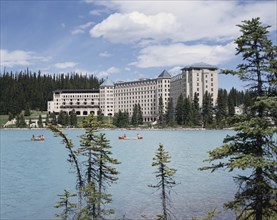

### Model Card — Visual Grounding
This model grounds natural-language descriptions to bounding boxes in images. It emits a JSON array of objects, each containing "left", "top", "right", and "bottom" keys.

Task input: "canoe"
[
  {"left": 31, "top": 137, "right": 45, "bottom": 141},
  {"left": 118, "top": 136, "right": 143, "bottom": 140}
]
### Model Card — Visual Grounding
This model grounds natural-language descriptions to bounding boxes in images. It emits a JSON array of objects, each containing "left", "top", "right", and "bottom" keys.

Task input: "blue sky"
[{"left": 1, "top": 0, "right": 276, "bottom": 91}]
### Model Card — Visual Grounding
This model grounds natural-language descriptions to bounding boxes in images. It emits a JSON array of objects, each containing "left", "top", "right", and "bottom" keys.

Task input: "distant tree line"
[
  {"left": 0, "top": 69, "right": 101, "bottom": 116},
  {"left": 163, "top": 88, "right": 254, "bottom": 128},
  {"left": 111, "top": 87, "right": 254, "bottom": 129}
]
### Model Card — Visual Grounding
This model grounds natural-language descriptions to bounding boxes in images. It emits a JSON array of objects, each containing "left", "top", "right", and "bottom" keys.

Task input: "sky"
[{"left": 1, "top": 0, "right": 276, "bottom": 91}]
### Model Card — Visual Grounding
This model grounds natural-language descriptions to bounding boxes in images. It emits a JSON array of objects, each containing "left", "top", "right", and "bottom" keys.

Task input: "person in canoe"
[{"left": 31, "top": 134, "right": 45, "bottom": 141}]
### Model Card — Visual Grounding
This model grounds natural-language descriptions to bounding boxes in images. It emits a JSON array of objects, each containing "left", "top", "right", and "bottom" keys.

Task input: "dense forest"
[
  {"left": 1, "top": 69, "right": 252, "bottom": 128},
  {"left": 0, "top": 69, "right": 102, "bottom": 115}
]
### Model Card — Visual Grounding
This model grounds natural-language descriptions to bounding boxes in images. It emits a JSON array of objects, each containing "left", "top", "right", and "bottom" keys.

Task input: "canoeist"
[{"left": 31, "top": 135, "right": 45, "bottom": 141}]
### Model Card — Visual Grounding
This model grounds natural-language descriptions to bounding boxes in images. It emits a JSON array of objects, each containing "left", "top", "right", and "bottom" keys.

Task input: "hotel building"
[
  {"left": 170, "top": 62, "right": 218, "bottom": 107},
  {"left": 48, "top": 62, "right": 218, "bottom": 121},
  {"left": 47, "top": 89, "right": 100, "bottom": 116}
]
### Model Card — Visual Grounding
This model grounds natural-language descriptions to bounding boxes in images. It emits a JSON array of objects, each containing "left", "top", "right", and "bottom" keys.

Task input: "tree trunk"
[{"left": 161, "top": 163, "right": 167, "bottom": 220}]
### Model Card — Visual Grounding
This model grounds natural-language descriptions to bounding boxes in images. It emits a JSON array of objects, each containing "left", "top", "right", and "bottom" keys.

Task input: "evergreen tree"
[
  {"left": 78, "top": 116, "right": 120, "bottom": 219},
  {"left": 28, "top": 118, "right": 32, "bottom": 127},
  {"left": 202, "top": 91, "right": 213, "bottom": 128},
  {"left": 165, "top": 98, "right": 174, "bottom": 126},
  {"left": 228, "top": 89, "right": 236, "bottom": 116},
  {"left": 8, "top": 112, "right": 14, "bottom": 121},
  {"left": 58, "top": 111, "right": 69, "bottom": 126},
  {"left": 137, "top": 103, "right": 143, "bottom": 125},
  {"left": 175, "top": 94, "right": 184, "bottom": 125},
  {"left": 216, "top": 89, "right": 228, "bottom": 128},
  {"left": 45, "top": 113, "right": 49, "bottom": 126},
  {"left": 24, "top": 103, "right": 31, "bottom": 116},
  {"left": 191, "top": 93, "right": 201, "bottom": 126},
  {"left": 122, "top": 111, "right": 130, "bottom": 127},
  {"left": 49, "top": 125, "right": 84, "bottom": 210},
  {"left": 50, "top": 112, "right": 57, "bottom": 125},
  {"left": 0, "top": 71, "right": 101, "bottom": 114},
  {"left": 54, "top": 189, "right": 77, "bottom": 220},
  {"left": 131, "top": 104, "right": 138, "bottom": 126},
  {"left": 113, "top": 110, "right": 129, "bottom": 128},
  {"left": 38, "top": 114, "right": 43, "bottom": 128},
  {"left": 95, "top": 133, "right": 120, "bottom": 217},
  {"left": 158, "top": 96, "right": 165, "bottom": 125},
  {"left": 149, "top": 144, "right": 177, "bottom": 220},
  {"left": 201, "top": 18, "right": 277, "bottom": 220},
  {"left": 183, "top": 97, "right": 192, "bottom": 126},
  {"left": 16, "top": 113, "right": 27, "bottom": 128},
  {"left": 70, "top": 110, "right": 77, "bottom": 127}
]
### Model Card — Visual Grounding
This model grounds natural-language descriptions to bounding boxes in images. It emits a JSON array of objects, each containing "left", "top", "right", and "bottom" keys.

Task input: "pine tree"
[
  {"left": 175, "top": 94, "right": 184, "bottom": 125},
  {"left": 201, "top": 18, "right": 277, "bottom": 220},
  {"left": 16, "top": 113, "right": 27, "bottom": 128},
  {"left": 95, "top": 133, "right": 120, "bottom": 217},
  {"left": 8, "top": 112, "right": 14, "bottom": 121},
  {"left": 137, "top": 103, "right": 143, "bottom": 125},
  {"left": 70, "top": 110, "right": 77, "bottom": 127},
  {"left": 131, "top": 104, "right": 138, "bottom": 126},
  {"left": 49, "top": 125, "right": 84, "bottom": 211},
  {"left": 54, "top": 189, "right": 77, "bottom": 220},
  {"left": 50, "top": 112, "right": 57, "bottom": 125},
  {"left": 24, "top": 102, "right": 31, "bottom": 116},
  {"left": 158, "top": 96, "right": 165, "bottom": 125},
  {"left": 38, "top": 114, "right": 43, "bottom": 128},
  {"left": 183, "top": 97, "right": 192, "bottom": 126},
  {"left": 216, "top": 89, "right": 228, "bottom": 128},
  {"left": 191, "top": 93, "right": 201, "bottom": 126},
  {"left": 78, "top": 116, "right": 120, "bottom": 219},
  {"left": 165, "top": 98, "right": 174, "bottom": 126},
  {"left": 149, "top": 144, "right": 177, "bottom": 220},
  {"left": 202, "top": 91, "right": 213, "bottom": 128},
  {"left": 228, "top": 89, "right": 236, "bottom": 116}
]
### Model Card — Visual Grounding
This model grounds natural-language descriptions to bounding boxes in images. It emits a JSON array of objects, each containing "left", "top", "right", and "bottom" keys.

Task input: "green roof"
[
  {"left": 158, "top": 70, "right": 171, "bottom": 78},
  {"left": 100, "top": 78, "right": 114, "bottom": 87},
  {"left": 182, "top": 62, "right": 217, "bottom": 70}
]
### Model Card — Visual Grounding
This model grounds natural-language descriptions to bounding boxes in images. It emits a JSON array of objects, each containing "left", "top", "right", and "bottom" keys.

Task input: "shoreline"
[{"left": 0, "top": 127, "right": 235, "bottom": 131}]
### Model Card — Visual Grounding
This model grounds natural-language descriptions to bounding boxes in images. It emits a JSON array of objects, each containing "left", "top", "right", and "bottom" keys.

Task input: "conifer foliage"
[
  {"left": 54, "top": 189, "right": 77, "bottom": 220},
  {"left": 50, "top": 115, "right": 120, "bottom": 219},
  {"left": 201, "top": 17, "right": 277, "bottom": 220},
  {"left": 78, "top": 117, "right": 120, "bottom": 218},
  {"left": 149, "top": 144, "right": 177, "bottom": 220}
]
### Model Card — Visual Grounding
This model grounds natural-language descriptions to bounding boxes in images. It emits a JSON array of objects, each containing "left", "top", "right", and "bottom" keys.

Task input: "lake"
[{"left": 1, "top": 129, "right": 238, "bottom": 219}]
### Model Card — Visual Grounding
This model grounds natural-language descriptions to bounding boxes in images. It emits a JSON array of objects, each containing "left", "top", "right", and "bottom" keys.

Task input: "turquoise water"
[{"left": 1, "top": 129, "right": 237, "bottom": 219}]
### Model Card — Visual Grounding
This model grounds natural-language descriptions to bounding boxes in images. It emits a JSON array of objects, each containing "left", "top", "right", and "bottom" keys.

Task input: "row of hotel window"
[{"left": 61, "top": 95, "right": 99, "bottom": 98}]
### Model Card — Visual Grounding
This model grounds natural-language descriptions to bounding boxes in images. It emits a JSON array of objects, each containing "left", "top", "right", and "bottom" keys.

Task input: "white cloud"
[
  {"left": 168, "top": 66, "right": 182, "bottom": 76},
  {"left": 99, "top": 51, "right": 113, "bottom": 57},
  {"left": 89, "top": 1, "right": 276, "bottom": 44},
  {"left": 130, "top": 42, "right": 236, "bottom": 68},
  {"left": 72, "top": 21, "right": 95, "bottom": 35},
  {"left": 93, "top": 66, "right": 120, "bottom": 78},
  {"left": 54, "top": 62, "right": 78, "bottom": 69},
  {"left": 0, "top": 49, "right": 50, "bottom": 67},
  {"left": 90, "top": 11, "right": 180, "bottom": 44}
]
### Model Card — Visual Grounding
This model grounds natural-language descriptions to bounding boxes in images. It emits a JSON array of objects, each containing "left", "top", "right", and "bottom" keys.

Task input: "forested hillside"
[{"left": 0, "top": 69, "right": 102, "bottom": 115}]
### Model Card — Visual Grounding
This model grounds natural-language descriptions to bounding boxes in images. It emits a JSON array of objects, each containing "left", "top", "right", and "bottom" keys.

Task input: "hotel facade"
[{"left": 48, "top": 62, "right": 218, "bottom": 122}]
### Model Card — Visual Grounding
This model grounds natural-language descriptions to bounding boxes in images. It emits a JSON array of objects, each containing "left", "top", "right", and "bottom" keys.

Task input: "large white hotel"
[{"left": 48, "top": 62, "right": 218, "bottom": 122}]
